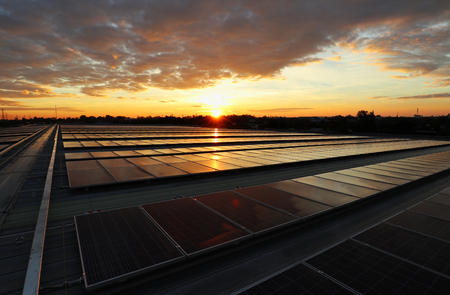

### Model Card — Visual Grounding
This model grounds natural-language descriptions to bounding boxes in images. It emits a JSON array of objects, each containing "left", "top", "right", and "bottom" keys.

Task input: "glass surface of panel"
[
  {"left": 427, "top": 193, "right": 450, "bottom": 206},
  {"left": 75, "top": 207, "right": 184, "bottom": 289},
  {"left": 409, "top": 202, "right": 450, "bottom": 222},
  {"left": 141, "top": 198, "right": 251, "bottom": 255},
  {"left": 307, "top": 239, "right": 450, "bottom": 295},
  {"left": 105, "top": 166, "right": 154, "bottom": 182},
  {"left": 90, "top": 151, "right": 117, "bottom": 158},
  {"left": 96, "top": 141, "right": 119, "bottom": 146},
  {"left": 441, "top": 188, "right": 450, "bottom": 196},
  {"left": 66, "top": 160, "right": 102, "bottom": 171},
  {"left": 196, "top": 160, "right": 241, "bottom": 171},
  {"left": 371, "top": 164, "right": 432, "bottom": 176},
  {"left": 317, "top": 172, "right": 396, "bottom": 191},
  {"left": 353, "top": 223, "right": 450, "bottom": 276},
  {"left": 99, "top": 158, "right": 135, "bottom": 168},
  {"left": 385, "top": 211, "right": 450, "bottom": 242},
  {"left": 63, "top": 142, "right": 83, "bottom": 148},
  {"left": 293, "top": 176, "right": 380, "bottom": 198},
  {"left": 81, "top": 141, "right": 101, "bottom": 147},
  {"left": 217, "top": 157, "right": 262, "bottom": 168},
  {"left": 136, "top": 149, "right": 162, "bottom": 155},
  {"left": 267, "top": 181, "right": 358, "bottom": 207},
  {"left": 337, "top": 169, "right": 409, "bottom": 185},
  {"left": 174, "top": 154, "right": 209, "bottom": 161},
  {"left": 235, "top": 185, "right": 332, "bottom": 218},
  {"left": 170, "top": 162, "right": 217, "bottom": 174},
  {"left": 126, "top": 157, "right": 161, "bottom": 166},
  {"left": 353, "top": 167, "right": 419, "bottom": 180},
  {"left": 238, "top": 263, "right": 353, "bottom": 295},
  {"left": 152, "top": 155, "right": 188, "bottom": 164},
  {"left": 139, "top": 164, "right": 188, "bottom": 178},
  {"left": 113, "top": 150, "right": 141, "bottom": 157},
  {"left": 65, "top": 152, "right": 93, "bottom": 160},
  {"left": 195, "top": 191, "right": 298, "bottom": 233},
  {"left": 68, "top": 169, "right": 116, "bottom": 188}
]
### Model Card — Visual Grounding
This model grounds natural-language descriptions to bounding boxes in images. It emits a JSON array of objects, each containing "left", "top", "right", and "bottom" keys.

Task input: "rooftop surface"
[{"left": 1, "top": 125, "right": 450, "bottom": 294}]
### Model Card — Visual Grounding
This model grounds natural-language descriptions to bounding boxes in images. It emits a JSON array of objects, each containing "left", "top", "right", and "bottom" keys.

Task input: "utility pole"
[{"left": 1, "top": 108, "right": 4, "bottom": 120}]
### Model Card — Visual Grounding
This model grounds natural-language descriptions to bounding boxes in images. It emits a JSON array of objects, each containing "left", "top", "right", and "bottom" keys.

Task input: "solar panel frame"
[
  {"left": 427, "top": 193, "right": 450, "bottom": 206},
  {"left": 316, "top": 172, "right": 396, "bottom": 191},
  {"left": 409, "top": 202, "right": 450, "bottom": 222},
  {"left": 74, "top": 206, "right": 186, "bottom": 291}
]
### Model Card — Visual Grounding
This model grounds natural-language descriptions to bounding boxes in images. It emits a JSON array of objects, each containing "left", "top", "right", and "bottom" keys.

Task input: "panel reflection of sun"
[{"left": 212, "top": 109, "right": 222, "bottom": 118}]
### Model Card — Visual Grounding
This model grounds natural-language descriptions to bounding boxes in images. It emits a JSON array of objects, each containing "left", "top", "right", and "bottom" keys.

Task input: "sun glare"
[{"left": 212, "top": 109, "right": 222, "bottom": 118}]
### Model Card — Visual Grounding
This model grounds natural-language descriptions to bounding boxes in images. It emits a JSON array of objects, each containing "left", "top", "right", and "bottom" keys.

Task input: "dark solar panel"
[
  {"left": 139, "top": 164, "right": 188, "bottom": 178},
  {"left": 126, "top": 157, "right": 161, "bottom": 166},
  {"left": 317, "top": 172, "right": 396, "bottom": 191},
  {"left": 113, "top": 150, "right": 141, "bottom": 157},
  {"left": 196, "top": 159, "right": 241, "bottom": 171},
  {"left": 441, "top": 188, "right": 450, "bottom": 196},
  {"left": 170, "top": 162, "right": 217, "bottom": 174},
  {"left": 218, "top": 157, "right": 262, "bottom": 168},
  {"left": 427, "top": 193, "right": 450, "bottom": 206},
  {"left": 141, "top": 198, "right": 251, "bottom": 255},
  {"left": 65, "top": 152, "right": 93, "bottom": 160},
  {"left": 99, "top": 158, "right": 135, "bottom": 168},
  {"left": 105, "top": 166, "right": 155, "bottom": 182},
  {"left": 90, "top": 151, "right": 117, "bottom": 158},
  {"left": 409, "top": 202, "right": 450, "bottom": 222},
  {"left": 353, "top": 167, "right": 419, "bottom": 180},
  {"left": 307, "top": 239, "right": 450, "bottom": 295},
  {"left": 353, "top": 223, "right": 450, "bottom": 276},
  {"left": 267, "top": 181, "right": 359, "bottom": 207},
  {"left": 237, "top": 262, "right": 354, "bottom": 295},
  {"left": 235, "top": 185, "right": 332, "bottom": 218},
  {"left": 337, "top": 169, "right": 409, "bottom": 185},
  {"left": 293, "top": 176, "right": 380, "bottom": 198},
  {"left": 194, "top": 191, "right": 298, "bottom": 234},
  {"left": 385, "top": 211, "right": 450, "bottom": 242},
  {"left": 75, "top": 207, "right": 185, "bottom": 290},
  {"left": 152, "top": 155, "right": 187, "bottom": 164},
  {"left": 66, "top": 160, "right": 103, "bottom": 170},
  {"left": 372, "top": 164, "right": 432, "bottom": 177},
  {"left": 389, "top": 161, "right": 442, "bottom": 172},
  {"left": 67, "top": 169, "right": 116, "bottom": 188}
]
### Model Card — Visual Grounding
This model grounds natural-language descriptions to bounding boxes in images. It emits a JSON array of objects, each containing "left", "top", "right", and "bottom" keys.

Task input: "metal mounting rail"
[{"left": 22, "top": 125, "right": 59, "bottom": 295}]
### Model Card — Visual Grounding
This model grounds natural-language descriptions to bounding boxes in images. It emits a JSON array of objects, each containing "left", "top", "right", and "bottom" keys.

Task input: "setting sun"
[{"left": 212, "top": 109, "right": 222, "bottom": 118}]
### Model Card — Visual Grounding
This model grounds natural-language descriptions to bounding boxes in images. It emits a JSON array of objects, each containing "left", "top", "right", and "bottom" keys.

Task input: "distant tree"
[{"left": 355, "top": 110, "right": 375, "bottom": 132}]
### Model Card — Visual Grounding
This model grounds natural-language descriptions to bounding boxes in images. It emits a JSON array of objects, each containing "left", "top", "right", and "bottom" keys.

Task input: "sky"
[{"left": 0, "top": 0, "right": 450, "bottom": 119}]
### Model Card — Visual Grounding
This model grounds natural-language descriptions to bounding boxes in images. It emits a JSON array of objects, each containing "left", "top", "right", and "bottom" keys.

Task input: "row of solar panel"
[
  {"left": 236, "top": 187, "right": 450, "bottom": 294},
  {"left": 61, "top": 132, "right": 311, "bottom": 140},
  {"left": 62, "top": 135, "right": 362, "bottom": 148},
  {"left": 64, "top": 138, "right": 403, "bottom": 160},
  {"left": 66, "top": 140, "right": 449, "bottom": 188},
  {"left": 75, "top": 151, "right": 450, "bottom": 290},
  {"left": 60, "top": 126, "right": 287, "bottom": 133}
]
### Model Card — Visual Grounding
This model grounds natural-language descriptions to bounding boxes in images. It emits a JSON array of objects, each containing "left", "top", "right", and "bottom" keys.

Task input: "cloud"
[
  {"left": 328, "top": 56, "right": 342, "bottom": 62},
  {"left": 389, "top": 92, "right": 450, "bottom": 100},
  {"left": 158, "top": 100, "right": 178, "bottom": 103},
  {"left": 367, "top": 96, "right": 388, "bottom": 99},
  {"left": 0, "top": 0, "right": 449, "bottom": 96},
  {"left": 0, "top": 98, "right": 24, "bottom": 106},
  {"left": 1, "top": 106, "right": 85, "bottom": 112},
  {"left": 248, "top": 108, "right": 313, "bottom": 113}
]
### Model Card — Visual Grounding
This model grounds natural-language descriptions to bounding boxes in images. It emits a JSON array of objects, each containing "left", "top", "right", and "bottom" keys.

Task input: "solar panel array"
[
  {"left": 236, "top": 185, "right": 450, "bottom": 294},
  {"left": 65, "top": 138, "right": 450, "bottom": 188},
  {"left": 75, "top": 150, "right": 450, "bottom": 290},
  {"left": 0, "top": 125, "right": 47, "bottom": 152}
]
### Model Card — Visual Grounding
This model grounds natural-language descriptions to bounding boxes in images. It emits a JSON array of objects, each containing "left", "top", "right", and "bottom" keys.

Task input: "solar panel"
[
  {"left": 235, "top": 185, "right": 332, "bottom": 218},
  {"left": 353, "top": 223, "right": 450, "bottom": 276},
  {"left": 152, "top": 155, "right": 188, "bottom": 164},
  {"left": 385, "top": 211, "right": 450, "bottom": 242},
  {"left": 67, "top": 169, "right": 116, "bottom": 188},
  {"left": 66, "top": 160, "right": 103, "bottom": 170},
  {"left": 292, "top": 176, "right": 380, "bottom": 198},
  {"left": 372, "top": 163, "right": 433, "bottom": 176},
  {"left": 306, "top": 239, "right": 450, "bottom": 295},
  {"left": 75, "top": 207, "right": 185, "bottom": 290},
  {"left": 217, "top": 157, "right": 262, "bottom": 168},
  {"left": 237, "top": 262, "right": 354, "bottom": 295},
  {"left": 427, "top": 193, "right": 450, "bottom": 206},
  {"left": 113, "top": 150, "right": 141, "bottom": 157},
  {"left": 170, "top": 162, "right": 217, "bottom": 174},
  {"left": 336, "top": 169, "right": 409, "bottom": 185},
  {"left": 409, "top": 202, "right": 450, "bottom": 222},
  {"left": 65, "top": 152, "right": 93, "bottom": 160},
  {"left": 98, "top": 158, "right": 135, "bottom": 168},
  {"left": 139, "top": 164, "right": 188, "bottom": 178},
  {"left": 90, "top": 151, "right": 118, "bottom": 158},
  {"left": 353, "top": 167, "right": 420, "bottom": 180},
  {"left": 316, "top": 172, "right": 396, "bottom": 191},
  {"left": 105, "top": 166, "right": 155, "bottom": 182},
  {"left": 140, "top": 198, "right": 251, "bottom": 255},
  {"left": 196, "top": 160, "right": 241, "bottom": 171},
  {"left": 442, "top": 188, "right": 450, "bottom": 196},
  {"left": 136, "top": 149, "right": 162, "bottom": 156},
  {"left": 194, "top": 191, "right": 298, "bottom": 234},
  {"left": 125, "top": 157, "right": 161, "bottom": 166},
  {"left": 267, "top": 181, "right": 359, "bottom": 207}
]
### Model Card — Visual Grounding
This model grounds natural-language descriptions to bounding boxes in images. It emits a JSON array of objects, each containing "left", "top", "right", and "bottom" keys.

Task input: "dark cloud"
[
  {"left": 0, "top": 0, "right": 449, "bottom": 97},
  {"left": 248, "top": 108, "right": 313, "bottom": 112},
  {"left": 390, "top": 92, "right": 450, "bottom": 100}
]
